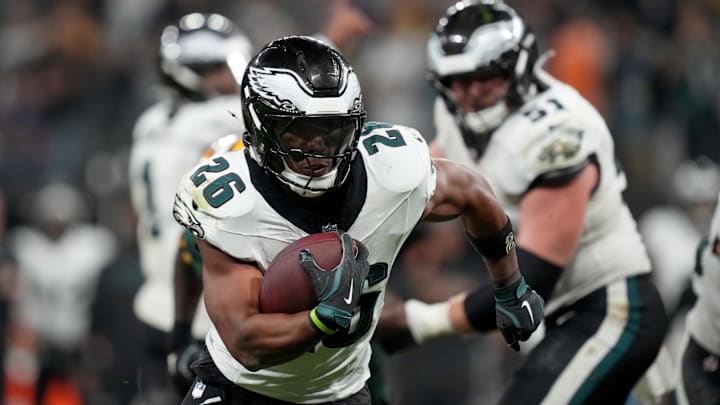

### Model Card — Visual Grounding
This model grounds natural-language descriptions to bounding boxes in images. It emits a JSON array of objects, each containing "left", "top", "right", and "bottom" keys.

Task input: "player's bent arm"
[
  {"left": 405, "top": 162, "right": 599, "bottom": 344},
  {"left": 197, "top": 239, "right": 322, "bottom": 371},
  {"left": 411, "top": 159, "right": 544, "bottom": 350},
  {"left": 423, "top": 158, "right": 518, "bottom": 285}
]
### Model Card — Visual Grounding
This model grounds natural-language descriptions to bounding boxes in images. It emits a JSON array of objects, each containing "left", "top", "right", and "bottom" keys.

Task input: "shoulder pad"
[
  {"left": 494, "top": 88, "right": 600, "bottom": 188},
  {"left": 358, "top": 122, "right": 434, "bottom": 193},
  {"left": 174, "top": 151, "right": 256, "bottom": 240}
]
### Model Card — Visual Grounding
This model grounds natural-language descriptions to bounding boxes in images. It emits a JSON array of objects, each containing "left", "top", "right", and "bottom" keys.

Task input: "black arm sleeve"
[{"left": 463, "top": 247, "right": 562, "bottom": 331}]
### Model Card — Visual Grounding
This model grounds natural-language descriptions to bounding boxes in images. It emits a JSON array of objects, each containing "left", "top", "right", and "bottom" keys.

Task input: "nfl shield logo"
[{"left": 191, "top": 380, "right": 206, "bottom": 399}]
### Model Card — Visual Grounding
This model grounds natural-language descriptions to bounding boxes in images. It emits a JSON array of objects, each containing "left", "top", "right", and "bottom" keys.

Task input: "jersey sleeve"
[
  {"left": 359, "top": 123, "right": 436, "bottom": 232},
  {"left": 491, "top": 93, "right": 601, "bottom": 195},
  {"left": 361, "top": 122, "right": 436, "bottom": 193},
  {"left": 523, "top": 117, "right": 595, "bottom": 188},
  {"left": 173, "top": 151, "right": 258, "bottom": 260}
]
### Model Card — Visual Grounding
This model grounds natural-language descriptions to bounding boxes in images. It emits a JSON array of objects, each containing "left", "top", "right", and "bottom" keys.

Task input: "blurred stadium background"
[{"left": 0, "top": 0, "right": 718, "bottom": 404}]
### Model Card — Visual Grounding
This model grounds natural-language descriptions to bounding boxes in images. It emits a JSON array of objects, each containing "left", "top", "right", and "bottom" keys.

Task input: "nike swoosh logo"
[
  {"left": 521, "top": 300, "right": 534, "bottom": 324},
  {"left": 344, "top": 279, "right": 354, "bottom": 305}
]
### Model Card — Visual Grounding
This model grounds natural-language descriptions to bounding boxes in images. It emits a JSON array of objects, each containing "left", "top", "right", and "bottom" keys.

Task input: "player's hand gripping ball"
[{"left": 259, "top": 232, "right": 359, "bottom": 314}]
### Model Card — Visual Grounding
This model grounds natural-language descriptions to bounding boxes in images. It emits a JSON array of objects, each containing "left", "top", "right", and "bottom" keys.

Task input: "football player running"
[
  {"left": 171, "top": 134, "right": 396, "bottom": 405},
  {"left": 401, "top": 1, "right": 670, "bottom": 404},
  {"left": 128, "top": 12, "right": 252, "bottom": 404},
  {"left": 173, "top": 36, "right": 543, "bottom": 404},
  {"left": 676, "top": 192, "right": 720, "bottom": 405}
]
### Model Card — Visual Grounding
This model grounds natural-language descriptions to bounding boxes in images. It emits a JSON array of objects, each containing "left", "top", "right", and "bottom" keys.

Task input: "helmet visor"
[{"left": 267, "top": 116, "right": 360, "bottom": 162}]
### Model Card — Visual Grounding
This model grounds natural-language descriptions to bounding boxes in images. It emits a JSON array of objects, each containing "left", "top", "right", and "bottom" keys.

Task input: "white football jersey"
[
  {"left": 434, "top": 76, "right": 651, "bottom": 315},
  {"left": 174, "top": 123, "right": 435, "bottom": 403},
  {"left": 686, "top": 194, "right": 720, "bottom": 354},
  {"left": 128, "top": 95, "right": 244, "bottom": 336},
  {"left": 10, "top": 224, "right": 116, "bottom": 349}
]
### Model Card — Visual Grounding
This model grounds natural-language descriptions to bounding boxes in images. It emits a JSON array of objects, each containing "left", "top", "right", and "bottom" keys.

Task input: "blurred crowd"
[{"left": 0, "top": 0, "right": 718, "bottom": 404}]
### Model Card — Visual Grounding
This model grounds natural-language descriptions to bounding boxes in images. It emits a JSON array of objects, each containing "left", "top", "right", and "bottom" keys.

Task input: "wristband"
[
  {"left": 404, "top": 299, "right": 453, "bottom": 344},
  {"left": 466, "top": 216, "right": 515, "bottom": 260}
]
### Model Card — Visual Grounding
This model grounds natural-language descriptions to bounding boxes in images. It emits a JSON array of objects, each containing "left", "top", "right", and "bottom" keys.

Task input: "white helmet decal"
[{"left": 246, "top": 66, "right": 361, "bottom": 115}]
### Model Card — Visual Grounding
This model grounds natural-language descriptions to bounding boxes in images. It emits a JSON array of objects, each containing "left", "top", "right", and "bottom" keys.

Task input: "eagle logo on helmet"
[{"left": 247, "top": 66, "right": 314, "bottom": 113}]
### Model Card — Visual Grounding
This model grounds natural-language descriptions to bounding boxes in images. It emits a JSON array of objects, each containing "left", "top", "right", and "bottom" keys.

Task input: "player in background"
[
  {"left": 128, "top": 12, "right": 252, "bottom": 405},
  {"left": 400, "top": 1, "right": 670, "bottom": 404},
  {"left": 639, "top": 157, "right": 720, "bottom": 353},
  {"left": 675, "top": 192, "right": 720, "bottom": 404},
  {"left": 173, "top": 35, "right": 543, "bottom": 404}
]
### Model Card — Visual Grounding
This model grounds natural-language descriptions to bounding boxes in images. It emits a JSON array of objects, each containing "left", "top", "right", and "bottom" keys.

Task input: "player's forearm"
[
  {"left": 463, "top": 210, "right": 521, "bottom": 285},
  {"left": 452, "top": 164, "right": 521, "bottom": 284},
  {"left": 220, "top": 312, "right": 323, "bottom": 371}
]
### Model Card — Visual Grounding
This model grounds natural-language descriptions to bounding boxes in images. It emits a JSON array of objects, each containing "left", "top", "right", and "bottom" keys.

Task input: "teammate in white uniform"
[
  {"left": 401, "top": 2, "right": 670, "bottom": 404},
  {"left": 173, "top": 36, "right": 544, "bottom": 404},
  {"left": 675, "top": 192, "right": 720, "bottom": 404},
  {"left": 128, "top": 13, "right": 251, "bottom": 404}
]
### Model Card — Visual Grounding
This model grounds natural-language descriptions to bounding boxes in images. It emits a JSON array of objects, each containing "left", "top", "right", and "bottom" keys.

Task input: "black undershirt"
[{"left": 246, "top": 150, "right": 368, "bottom": 234}]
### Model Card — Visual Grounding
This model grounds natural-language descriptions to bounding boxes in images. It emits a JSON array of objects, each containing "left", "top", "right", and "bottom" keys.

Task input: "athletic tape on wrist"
[{"left": 404, "top": 299, "right": 453, "bottom": 344}]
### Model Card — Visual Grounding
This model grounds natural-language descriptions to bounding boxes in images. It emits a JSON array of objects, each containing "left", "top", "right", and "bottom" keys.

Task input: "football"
[{"left": 259, "top": 232, "right": 347, "bottom": 314}]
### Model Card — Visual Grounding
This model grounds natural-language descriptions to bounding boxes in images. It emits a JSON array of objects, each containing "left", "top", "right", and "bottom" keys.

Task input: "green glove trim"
[
  {"left": 495, "top": 276, "right": 528, "bottom": 303},
  {"left": 310, "top": 307, "right": 337, "bottom": 335}
]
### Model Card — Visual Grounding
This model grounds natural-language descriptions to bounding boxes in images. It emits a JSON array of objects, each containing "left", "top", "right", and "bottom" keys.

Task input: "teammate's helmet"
[
  {"left": 159, "top": 13, "right": 252, "bottom": 99},
  {"left": 240, "top": 36, "right": 366, "bottom": 197},
  {"left": 428, "top": 0, "right": 541, "bottom": 140}
]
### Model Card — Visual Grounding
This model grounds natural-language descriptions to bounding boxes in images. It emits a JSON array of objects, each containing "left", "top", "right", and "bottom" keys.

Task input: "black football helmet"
[
  {"left": 428, "top": 0, "right": 544, "bottom": 150},
  {"left": 159, "top": 13, "right": 252, "bottom": 99},
  {"left": 240, "top": 36, "right": 366, "bottom": 197}
]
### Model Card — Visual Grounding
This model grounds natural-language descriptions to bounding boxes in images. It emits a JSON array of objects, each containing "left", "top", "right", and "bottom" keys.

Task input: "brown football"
[{"left": 259, "top": 232, "right": 346, "bottom": 314}]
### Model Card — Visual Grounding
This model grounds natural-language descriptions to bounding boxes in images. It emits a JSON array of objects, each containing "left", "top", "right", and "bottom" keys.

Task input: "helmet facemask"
[{"left": 252, "top": 115, "right": 363, "bottom": 197}]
